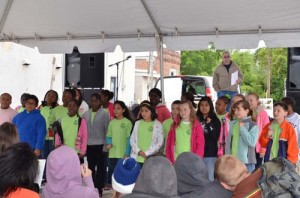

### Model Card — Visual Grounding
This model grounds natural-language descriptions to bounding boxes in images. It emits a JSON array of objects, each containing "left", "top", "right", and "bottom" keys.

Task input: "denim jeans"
[
  {"left": 217, "top": 90, "right": 238, "bottom": 111},
  {"left": 245, "top": 163, "right": 255, "bottom": 173},
  {"left": 203, "top": 157, "right": 217, "bottom": 181}
]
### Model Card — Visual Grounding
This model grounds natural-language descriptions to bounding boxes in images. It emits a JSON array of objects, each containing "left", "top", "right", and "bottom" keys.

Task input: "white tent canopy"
[{"left": 1, "top": 0, "right": 300, "bottom": 53}]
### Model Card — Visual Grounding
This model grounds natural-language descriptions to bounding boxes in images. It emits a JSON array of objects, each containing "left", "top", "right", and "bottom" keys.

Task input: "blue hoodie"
[{"left": 13, "top": 109, "right": 46, "bottom": 150}]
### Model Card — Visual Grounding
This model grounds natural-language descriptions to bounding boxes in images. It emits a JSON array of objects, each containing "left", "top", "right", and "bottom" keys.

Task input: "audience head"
[
  {"left": 0, "top": 122, "right": 19, "bottom": 153},
  {"left": 181, "top": 92, "right": 196, "bottom": 108},
  {"left": 174, "top": 152, "right": 210, "bottom": 196},
  {"left": 139, "top": 100, "right": 157, "bottom": 121},
  {"left": 129, "top": 155, "right": 179, "bottom": 197},
  {"left": 0, "top": 93, "right": 12, "bottom": 109},
  {"left": 0, "top": 143, "right": 38, "bottom": 197},
  {"left": 148, "top": 88, "right": 162, "bottom": 107},
  {"left": 112, "top": 158, "right": 140, "bottom": 195},
  {"left": 215, "top": 155, "right": 249, "bottom": 191}
]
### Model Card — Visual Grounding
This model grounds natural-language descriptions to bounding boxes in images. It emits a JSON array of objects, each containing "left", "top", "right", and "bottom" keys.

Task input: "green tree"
[
  {"left": 254, "top": 48, "right": 287, "bottom": 101},
  {"left": 231, "top": 50, "right": 266, "bottom": 97},
  {"left": 180, "top": 49, "right": 221, "bottom": 76},
  {"left": 180, "top": 48, "right": 287, "bottom": 101}
]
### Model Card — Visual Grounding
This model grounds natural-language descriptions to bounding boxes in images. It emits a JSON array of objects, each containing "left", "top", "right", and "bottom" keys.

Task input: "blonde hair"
[
  {"left": 179, "top": 100, "right": 197, "bottom": 126},
  {"left": 214, "top": 155, "right": 248, "bottom": 186}
]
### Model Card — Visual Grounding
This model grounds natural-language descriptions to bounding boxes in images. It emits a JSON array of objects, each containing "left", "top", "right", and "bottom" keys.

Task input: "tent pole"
[
  {"left": 0, "top": 0, "right": 13, "bottom": 34},
  {"left": 157, "top": 36, "right": 165, "bottom": 104}
]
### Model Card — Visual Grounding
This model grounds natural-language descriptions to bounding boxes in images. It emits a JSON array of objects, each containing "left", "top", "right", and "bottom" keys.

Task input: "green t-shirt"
[
  {"left": 216, "top": 113, "right": 227, "bottom": 122},
  {"left": 40, "top": 106, "right": 55, "bottom": 140},
  {"left": 61, "top": 115, "right": 79, "bottom": 152},
  {"left": 18, "top": 106, "right": 25, "bottom": 113},
  {"left": 107, "top": 118, "right": 132, "bottom": 158},
  {"left": 175, "top": 121, "right": 192, "bottom": 159},
  {"left": 53, "top": 105, "right": 68, "bottom": 121},
  {"left": 91, "top": 111, "right": 96, "bottom": 125},
  {"left": 231, "top": 121, "right": 240, "bottom": 157},
  {"left": 137, "top": 120, "right": 154, "bottom": 163},
  {"left": 271, "top": 122, "right": 282, "bottom": 159}
]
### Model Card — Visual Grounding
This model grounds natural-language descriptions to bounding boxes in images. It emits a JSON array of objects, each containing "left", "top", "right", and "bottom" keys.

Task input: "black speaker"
[
  {"left": 65, "top": 48, "right": 105, "bottom": 88},
  {"left": 287, "top": 47, "right": 300, "bottom": 114}
]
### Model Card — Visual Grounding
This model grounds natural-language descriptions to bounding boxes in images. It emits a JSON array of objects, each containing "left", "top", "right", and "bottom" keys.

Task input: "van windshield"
[{"left": 155, "top": 76, "right": 207, "bottom": 109}]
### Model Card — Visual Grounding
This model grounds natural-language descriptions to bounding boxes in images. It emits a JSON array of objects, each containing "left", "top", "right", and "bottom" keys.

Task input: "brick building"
[{"left": 134, "top": 49, "right": 181, "bottom": 103}]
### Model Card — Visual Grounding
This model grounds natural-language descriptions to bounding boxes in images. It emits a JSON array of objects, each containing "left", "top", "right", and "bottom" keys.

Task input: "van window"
[
  {"left": 155, "top": 76, "right": 207, "bottom": 110},
  {"left": 182, "top": 79, "right": 206, "bottom": 100}
]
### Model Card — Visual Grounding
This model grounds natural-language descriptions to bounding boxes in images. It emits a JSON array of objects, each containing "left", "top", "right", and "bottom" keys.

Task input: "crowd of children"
[{"left": 0, "top": 85, "right": 300, "bottom": 197}]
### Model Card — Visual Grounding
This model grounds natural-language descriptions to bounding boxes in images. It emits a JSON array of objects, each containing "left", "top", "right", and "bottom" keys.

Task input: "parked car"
[{"left": 154, "top": 75, "right": 217, "bottom": 110}]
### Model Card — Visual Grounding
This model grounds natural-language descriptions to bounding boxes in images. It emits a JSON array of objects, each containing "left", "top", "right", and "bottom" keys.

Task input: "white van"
[{"left": 155, "top": 75, "right": 217, "bottom": 110}]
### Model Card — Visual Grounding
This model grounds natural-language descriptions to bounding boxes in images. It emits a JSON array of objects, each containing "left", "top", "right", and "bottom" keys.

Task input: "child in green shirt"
[
  {"left": 130, "top": 100, "right": 164, "bottom": 167},
  {"left": 106, "top": 100, "right": 133, "bottom": 186}
]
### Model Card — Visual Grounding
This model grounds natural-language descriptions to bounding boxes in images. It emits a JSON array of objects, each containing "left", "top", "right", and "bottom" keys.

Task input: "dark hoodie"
[
  {"left": 123, "top": 155, "right": 179, "bottom": 198},
  {"left": 175, "top": 152, "right": 210, "bottom": 197},
  {"left": 175, "top": 152, "right": 232, "bottom": 198}
]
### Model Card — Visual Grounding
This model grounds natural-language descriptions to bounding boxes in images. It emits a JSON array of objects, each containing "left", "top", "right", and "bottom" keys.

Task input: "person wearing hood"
[
  {"left": 175, "top": 152, "right": 232, "bottom": 198},
  {"left": 148, "top": 88, "right": 171, "bottom": 123},
  {"left": 12, "top": 94, "right": 46, "bottom": 157},
  {"left": 247, "top": 93, "right": 270, "bottom": 169},
  {"left": 123, "top": 155, "right": 179, "bottom": 198},
  {"left": 42, "top": 146, "right": 99, "bottom": 198}
]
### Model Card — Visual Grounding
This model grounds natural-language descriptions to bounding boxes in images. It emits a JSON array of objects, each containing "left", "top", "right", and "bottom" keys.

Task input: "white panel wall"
[
  {"left": 0, "top": 42, "right": 64, "bottom": 108},
  {"left": 104, "top": 46, "right": 135, "bottom": 106}
]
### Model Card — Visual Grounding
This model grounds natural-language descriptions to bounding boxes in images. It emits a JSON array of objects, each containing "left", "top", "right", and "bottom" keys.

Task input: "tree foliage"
[{"left": 180, "top": 48, "right": 287, "bottom": 101}]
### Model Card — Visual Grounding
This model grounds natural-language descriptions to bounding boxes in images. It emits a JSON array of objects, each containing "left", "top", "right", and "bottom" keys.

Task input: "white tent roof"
[{"left": 1, "top": 0, "right": 300, "bottom": 53}]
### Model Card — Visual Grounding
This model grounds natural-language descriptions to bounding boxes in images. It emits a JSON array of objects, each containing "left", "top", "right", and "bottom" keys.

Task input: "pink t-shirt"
[{"left": 0, "top": 107, "right": 17, "bottom": 124}]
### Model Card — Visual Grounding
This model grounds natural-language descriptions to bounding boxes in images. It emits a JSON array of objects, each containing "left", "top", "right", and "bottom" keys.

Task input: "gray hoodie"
[
  {"left": 175, "top": 152, "right": 232, "bottom": 198},
  {"left": 123, "top": 155, "right": 179, "bottom": 198},
  {"left": 174, "top": 152, "right": 210, "bottom": 197}
]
